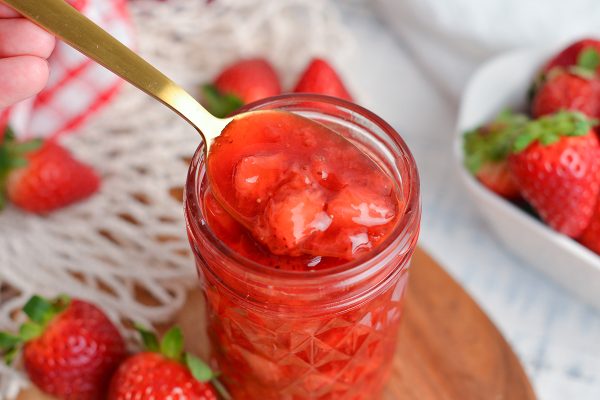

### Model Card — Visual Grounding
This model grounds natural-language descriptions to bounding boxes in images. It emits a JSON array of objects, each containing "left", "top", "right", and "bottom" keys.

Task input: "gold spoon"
[{"left": 3, "top": 0, "right": 232, "bottom": 151}]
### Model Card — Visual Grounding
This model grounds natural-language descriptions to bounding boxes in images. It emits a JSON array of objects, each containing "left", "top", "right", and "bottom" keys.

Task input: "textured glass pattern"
[{"left": 203, "top": 272, "right": 408, "bottom": 400}]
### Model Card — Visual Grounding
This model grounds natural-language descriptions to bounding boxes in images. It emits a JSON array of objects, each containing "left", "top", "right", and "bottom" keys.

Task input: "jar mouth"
[{"left": 184, "top": 93, "right": 420, "bottom": 280}]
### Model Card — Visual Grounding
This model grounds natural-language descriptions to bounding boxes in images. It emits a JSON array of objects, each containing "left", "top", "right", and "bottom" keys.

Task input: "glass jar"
[{"left": 184, "top": 94, "right": 421, "bottom": 399}]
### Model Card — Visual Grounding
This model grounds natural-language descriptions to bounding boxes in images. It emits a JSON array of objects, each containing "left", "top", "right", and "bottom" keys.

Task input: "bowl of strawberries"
[{"left": 456, "top": 39, "right": 600, "bottom": 309}]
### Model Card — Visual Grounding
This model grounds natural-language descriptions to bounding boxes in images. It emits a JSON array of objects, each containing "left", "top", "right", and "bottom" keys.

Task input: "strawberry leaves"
[
  {"left": 185, "top": 353, "right": 215, "bottom": 382},
  {"left": 133, "top": 324, "right": 231, "bottom": 399},
  {"left": 185, "top": 354, "right": 231, "bottom": 400},
  {"left": 0, "top": 332, "right": 21, "bottom": 364},
  {"left": 465, "top": 110, "right": 597, "bottom": 178},
  {"left": 578, "top": 48, "right": 600, "bottom": 71},
  {"left": 568, "top": 48, "right": 600, "bottom": 79},
  {"left": 463, "top": 110, "right": 530, "bottom": 174},
  {"left": 23, "top": 295, "right": 54, "bottom": 324},
  {"left": 513, "top": 111, "right": 595, "bottom": 152},
  {"left": 160, "top": 326, "right": 184, "bottom": 360},
  {"left": 202, "top": 84, "right": 244, "bottom": 118},
  {"left": 0, "top": 295, "right": 71, "bottom": 365},
  {"left": 134, "top": 323, "right": 160, "bottom": 352},
  {"left": 0, "top": 127, "right": 43, "bottom": 210}
]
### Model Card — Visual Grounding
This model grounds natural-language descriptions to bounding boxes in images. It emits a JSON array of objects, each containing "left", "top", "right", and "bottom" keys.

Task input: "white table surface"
[{"left": 338, "top": 2, "right": 600, "bottom": 399}]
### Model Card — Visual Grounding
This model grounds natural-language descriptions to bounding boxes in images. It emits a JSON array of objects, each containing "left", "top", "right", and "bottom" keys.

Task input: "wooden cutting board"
[{"left": 18, "top": 247, "right": 536, "bottom": 400}]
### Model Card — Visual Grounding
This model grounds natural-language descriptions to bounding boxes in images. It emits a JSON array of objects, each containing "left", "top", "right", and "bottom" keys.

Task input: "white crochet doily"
[{"left": 0, "top": 0, "right": 352, "bottom": 396}]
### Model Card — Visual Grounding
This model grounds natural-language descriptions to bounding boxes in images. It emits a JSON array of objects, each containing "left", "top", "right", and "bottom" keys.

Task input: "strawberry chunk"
[
  {"left": 254, "top": 178, "right": 331, "bottom": 256},
  {"left": 296, "top": 186, "right": 397, "bottom": 260},
  {"left": 310, "top": 156, "right": 343, "bottom": 191},
  {"left": 233, "top": 154, "right": 288, "bottom": 214},
  {"left": 327, "top": 186, "right": 396, "bottom": 229},
  {"left": 302, "top": 227, "right": 372, "bottom": 260}
]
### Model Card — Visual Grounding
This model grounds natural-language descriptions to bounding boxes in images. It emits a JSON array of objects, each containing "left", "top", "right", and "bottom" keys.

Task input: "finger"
[
  {"left": 0, "top": 56, "right": 49, "bottom": 108},
  {"left": 0, "top": 19, "right": 55, "bottom": 58},
  {"left": 0, "top": 4, "right": 20, "bottom": 18}
]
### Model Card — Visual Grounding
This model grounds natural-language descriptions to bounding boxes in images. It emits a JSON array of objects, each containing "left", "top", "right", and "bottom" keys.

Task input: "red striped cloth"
[{"left": 1, "top": 0, "right": 134, "bottom": 140}]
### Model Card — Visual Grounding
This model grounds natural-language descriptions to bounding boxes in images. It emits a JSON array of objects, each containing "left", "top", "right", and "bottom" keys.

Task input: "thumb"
[{"left": 0, "top": 55, "right": 49, "bottom": 108}]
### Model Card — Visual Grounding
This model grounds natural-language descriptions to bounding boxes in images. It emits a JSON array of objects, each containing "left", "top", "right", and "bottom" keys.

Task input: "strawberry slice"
[
  {"left": 293, "top": 58, "right": 353, "bottom": 101},
  {"left": 254, "top": 177, "right": 331, "bottom": 256},
  {"left": 508, "top": 111, "right": 600, "bottom": 237}
]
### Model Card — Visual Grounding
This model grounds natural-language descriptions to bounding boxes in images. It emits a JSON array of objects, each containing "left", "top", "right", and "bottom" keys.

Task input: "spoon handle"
[{"left": 3, "top": 0, "right": 226, "bottom": 143}]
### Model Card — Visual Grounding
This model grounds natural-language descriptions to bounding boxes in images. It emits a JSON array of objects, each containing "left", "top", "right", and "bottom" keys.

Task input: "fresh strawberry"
[
  {"left": 0, "top": 136, "right": 100, "bottom": 214},
  {"left": 543, "top": 39, "right": 600, "bottom": 74},
  {"left": 463, "top": 110, "right": 529, "bottom": 199},
  {"left": 108, "top": 325, "right": 228, "bottom": 400},
  {"left": 508, "top": 111, "right": 600, "bottom": 237},
  {"left": 475, "top": 162, "right": 520, "bottom": 199},
  {"left": 579, "top": 197, "right": 600, "bottom": 254},
  {"left": 293, "top": 58, "right": 353, "bottom": 101},
  {"left": 532, "top": 70, "right": 599, "bottom": 118},
  {"left": 203, "top": 58, "right": 281, "bottom": 117},
  {"left": 0, "top": 295, "right": 126, "bottom": 400}
]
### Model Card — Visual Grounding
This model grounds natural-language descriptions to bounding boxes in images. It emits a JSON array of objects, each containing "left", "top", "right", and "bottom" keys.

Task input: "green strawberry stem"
[
  {"left": 463, "top": 109, "right": 529, "bottom": 174},
  {"left": 0, "top": 294, "right": 71, "bottom": 365},
  {"left": 578, "top": 47, "right": 600, "bottom": 72},
  {"left": 567, "top": 48, "right": 600, "bottom": 79},
  {"left": 201, "top": 84, "right": 244, "bottom": 118},
  {"left": 0, "top": 127, "right": 43, "bottom": 210},
  {"left": 211, "top": 378, "right": 232, "bottom": 400},
  {"left": 134, "top": 323, "right": 160, "bottom": 352},
  {"left": 0, "top": 332, "right": 20, "bottom": 350},
  {"left": 185, "top": 352, "right": 215, "bottom": 382},
  {"left": 134, "top": 324, "right": 232, "bottom": 400},
  {"left": 513, "top": 111, "right": 596, "bottom": 152}
]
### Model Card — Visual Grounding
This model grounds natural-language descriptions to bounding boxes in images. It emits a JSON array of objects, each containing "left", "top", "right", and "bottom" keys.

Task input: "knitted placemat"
[{"left": 0, "top": 0, "right": 352, "bottom": 396}]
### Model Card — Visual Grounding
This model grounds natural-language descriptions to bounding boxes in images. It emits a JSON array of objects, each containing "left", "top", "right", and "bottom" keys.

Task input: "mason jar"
[{"left": 184, "top": 94, "right": 421, "bottom": 399}]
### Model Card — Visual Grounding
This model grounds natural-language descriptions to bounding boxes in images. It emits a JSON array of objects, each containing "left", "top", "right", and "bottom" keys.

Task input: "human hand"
[{"left": 0, "top": 3, "right": 55, "bottom": 108}]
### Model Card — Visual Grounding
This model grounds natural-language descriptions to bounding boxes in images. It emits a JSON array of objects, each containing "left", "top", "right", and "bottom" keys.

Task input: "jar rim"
[{"left": 184, "top": 93, "right": 420, "bottom": 282}]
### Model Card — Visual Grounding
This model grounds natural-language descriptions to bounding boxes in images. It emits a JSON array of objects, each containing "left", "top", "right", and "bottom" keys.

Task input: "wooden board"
[{"left": 18, "top": 247, "right": 536, "bottom": 400}]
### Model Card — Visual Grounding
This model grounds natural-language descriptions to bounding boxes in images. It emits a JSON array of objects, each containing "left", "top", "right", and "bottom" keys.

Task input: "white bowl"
[{"left": 454, "top": 47, "right": 600, "bottom": 309}]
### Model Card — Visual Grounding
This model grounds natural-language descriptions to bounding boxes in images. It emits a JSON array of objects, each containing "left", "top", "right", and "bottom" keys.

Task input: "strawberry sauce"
[
  {"left": 206, "top": 111, "right": 402, "bottom": 270},
  {"left": 185, "top": 96, "right": 420, "bottom": 400}
]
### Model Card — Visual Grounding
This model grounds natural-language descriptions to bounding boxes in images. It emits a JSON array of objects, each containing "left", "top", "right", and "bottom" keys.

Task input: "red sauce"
[{"left": 205, "top": 111, "right": 403, "bottom": 270}]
